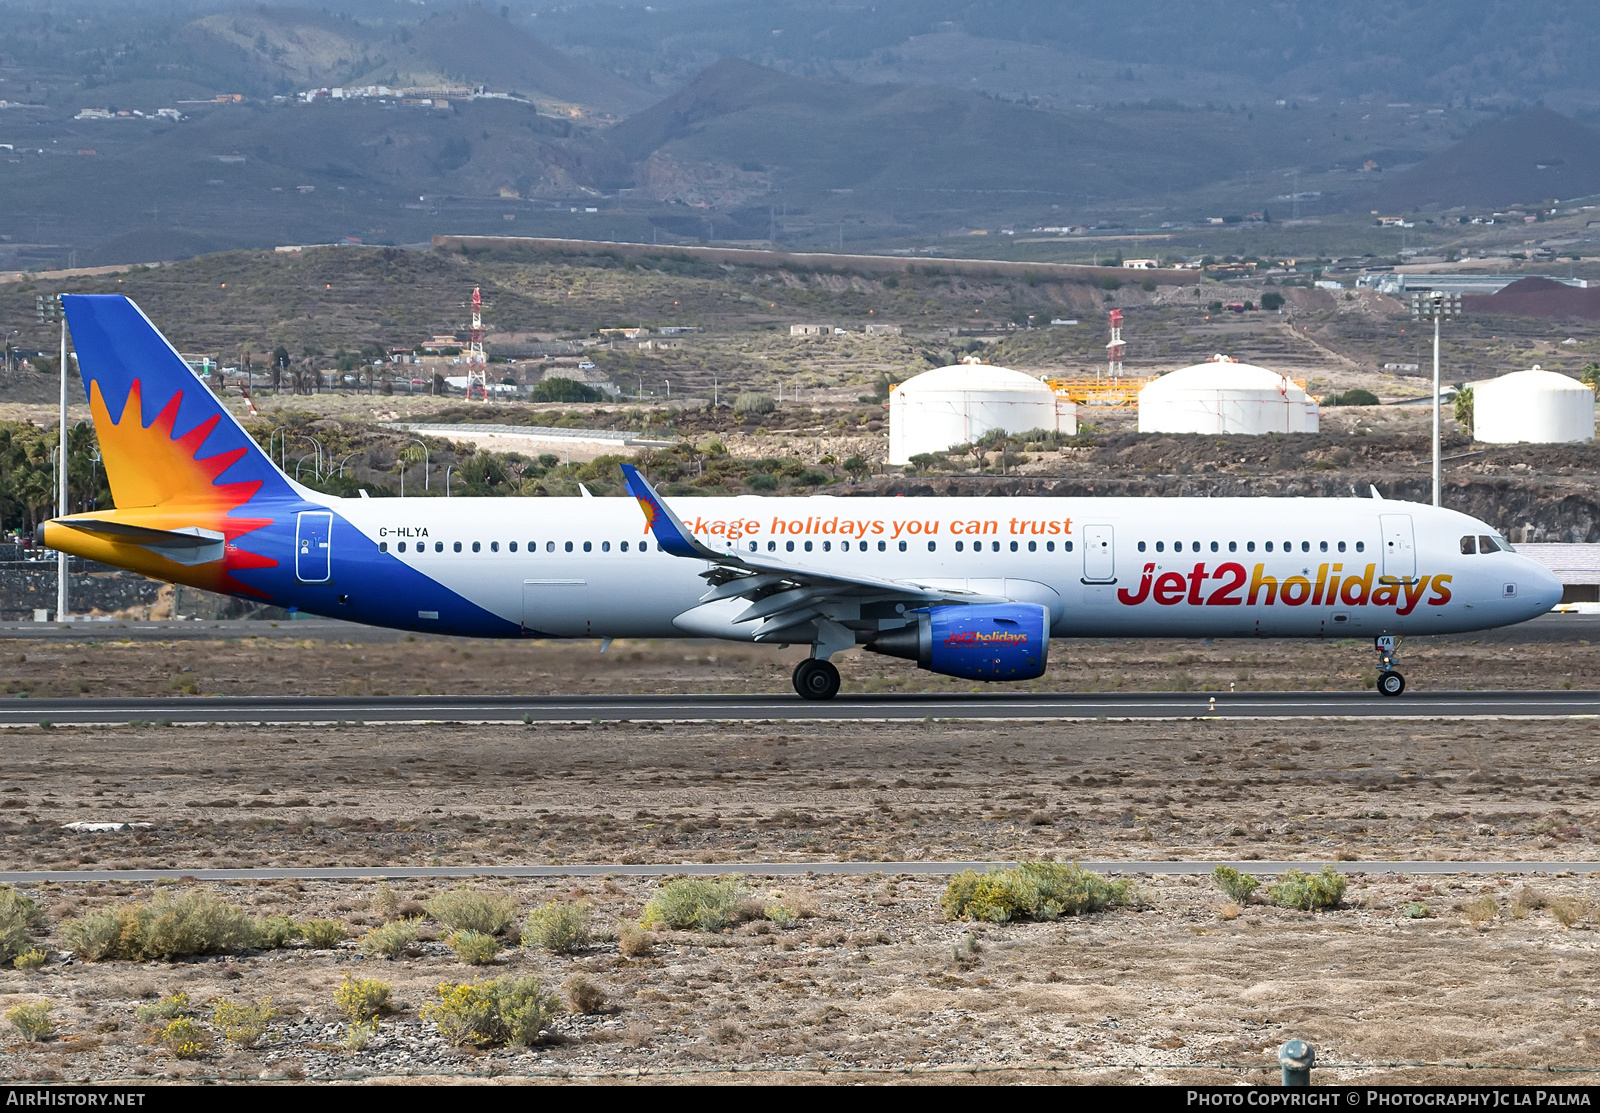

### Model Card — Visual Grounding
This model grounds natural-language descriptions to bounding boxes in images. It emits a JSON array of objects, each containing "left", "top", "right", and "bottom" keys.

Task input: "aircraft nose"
[{"left": 1524, "top": 559, "right": 1565, "bottom": 615}]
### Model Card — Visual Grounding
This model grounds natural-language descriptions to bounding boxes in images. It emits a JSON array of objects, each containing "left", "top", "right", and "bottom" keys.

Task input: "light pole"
[
  {"left": 446, "top": 464, "right": 455, "bottom": 497},
  {"left": 337, "top": 451, "right": 360, "bottom": 478},
  {"left": 1411, "top": 290, "right": 1461, "bottom": 507},
  {"left": 408, "top": 438, "right": 430, "bottom": 492}
]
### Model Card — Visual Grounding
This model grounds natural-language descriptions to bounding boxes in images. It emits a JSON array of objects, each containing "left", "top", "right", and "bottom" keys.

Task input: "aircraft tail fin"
[{"left": 61, "top": 295, "right": 296, "bottom": 510}]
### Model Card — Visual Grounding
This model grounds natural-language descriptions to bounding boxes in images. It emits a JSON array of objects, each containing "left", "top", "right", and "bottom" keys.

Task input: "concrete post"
[{"left": 1279, "top": 1039, "right": 1315, "bottom": 1086}]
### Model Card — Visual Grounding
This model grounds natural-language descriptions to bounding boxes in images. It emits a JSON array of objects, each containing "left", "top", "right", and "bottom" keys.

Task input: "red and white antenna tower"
[
  {"left": 465, "top": 286, "right": 488, "bottom": 402},
  {"left": 1106, "top": 308, "right": 1125, "bottom": 380}
]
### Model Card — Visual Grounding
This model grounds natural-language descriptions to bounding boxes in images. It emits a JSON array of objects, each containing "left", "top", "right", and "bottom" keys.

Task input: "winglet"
[{"left": 619, "top": 463, "right": 721, "bottom": 559}]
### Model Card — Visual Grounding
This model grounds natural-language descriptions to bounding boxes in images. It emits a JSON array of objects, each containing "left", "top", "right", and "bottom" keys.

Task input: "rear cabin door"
[
  {"left": 295, "top": 511, "right": 333, "bottom": 583},
  {"left": 1082, "top": 524, "right": 1115, "bottom": 583},
  {"left": 1379, "top": 513, "right": 1416, "bottom": 580}
]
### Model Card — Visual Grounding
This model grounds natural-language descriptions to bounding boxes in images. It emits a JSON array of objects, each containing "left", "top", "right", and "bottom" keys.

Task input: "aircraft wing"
[{"left": 619, "top": 464, "right": 1001, "bottom": 642}]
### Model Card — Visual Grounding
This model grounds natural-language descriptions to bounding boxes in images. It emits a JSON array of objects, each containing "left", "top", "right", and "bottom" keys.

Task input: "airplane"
[{"left": 38, "top": 294, "right": 1564, "bottom": 700}]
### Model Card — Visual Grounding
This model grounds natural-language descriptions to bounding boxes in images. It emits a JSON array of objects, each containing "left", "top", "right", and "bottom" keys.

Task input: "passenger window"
[
  {"left": 1028, "top": 541, "right": 1036, "bottom": 552},
  {"left": 1211, "top": 541, "right": 1219, "bottom": 553},
  {"left": 1064, "top": 540, "right": 1073, "bottom": 552},
  {"left": 1228, "top": 541, "right": 1237, "bottom": 553},
  {"left": 928, "top": 541, "right": 937, "bottom": 552},
  {"left": 1265, "top": 541, "right": 1274, "bottom": 552},
  {"left": 545, "top": 541, "right": 554, "bottom": 553},
  {"left": 435, "top": 542, "right": 444, "bottom": 553},
  {"left": 786, "top": 541, "right": 794, "bottom": 552},
  {"left": 1155, "top": 541, "right": 1164, "bottom": 552},
  {"left": 749, "top": 541, "right": 757, "bottom": 552},
  {"left": 804, "top": 541, "right": 813, "bottom": 552},
  {"left": 1319, "top": 541, "right": 1328, "bottom": 552},
  {"left": 1010, "top": 541, "right": 1018, "bottom": 552},
  {"left": 1461, "top": 535, "right": 1477, "bottom": 555},
  {"left": 767, "top": 541, "right": 776, "bottom": 552},
  {"left": 583, "top": 541, "right": 592, "bottom": 553},
  {"left": 1355, "top": 541, "right": 1365, "bottom": 553},
  {"left": 1479, "top": 535, "right": 1499, "bottom": 553},
  {"left": 1337, "top": 541, "right": 1346, "bottom": 553},
  {"left": 454, "top": 541, "right": 463, "bottom": 553},
  {"left": 955, "top": 541, "right": 965, "bottom": 552},
  {"left": 1138, "top": 541, "right": 1147, "bottom": 552},
  {"left": 397, "top": 542, "right": 406, "bottom": 553},
  {"left": 1247, "top": 541, "right": 1255, "bottom": 552},
  {"left": 1046, "top": 541, "right": 1055, "bottom": 552},
  {"left": 472, "top": 542, "right": 481, "bottom": 553},
  {"left": 898, "top": 541, "right": 906, "bottom": 552},
  {"left": 1301, "top": 541, "right": 1310, "bottom": 553},
  {"left": 509, "top": 542, "right": 517, "bottom": 553},
  {"left": 640, "top": 541, "right": 649, "bottom": 552},
  {"left": 564, "top": 541, "right": 572, "bottom": 553},
  {"left": 620, "top": 541, "right": 629, "bottom": 552},
  {"left": 879, "top": 540, "right": 888, "bottom": 552},
  {"left": 490, "top": 541, "right": 499, "bottom": 552},
  {"left": 601, "top": 541, "right": 610, "bottom": 552},
  {"left": 822, "top": 541, "right": 831, "bottom": 552},
  {"left": 378, "top": 541, "right": 388, "bottom": 552}
]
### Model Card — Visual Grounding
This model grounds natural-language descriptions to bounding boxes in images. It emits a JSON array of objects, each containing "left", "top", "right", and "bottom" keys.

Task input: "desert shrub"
[
  {"left": 60, "top": 907, "right": 122, "bottom": 962},
  {"left": 1404, "top": 902, "right": 1432, "bottom": 919},
  {"left": 61, "top": 890, "right": 256, "bottom": 961},
  {"left": 422, "top": 976, "right": 561, "bottom": 1048},
  {"left": 449, "top": 930, "right": 500, "bottom": 965},
  {"left": 252, "top": 915, "right": 300, "bottom": 950},
  {"left": 211, "top": 998, "right": 274, "bottom": 1048},
  {"left": 424, "top": 887, "right": 519, "bottom": 935},
  {"left": 1212, "top": 865, "right": 1260, "bottom": 903},
  {"left": 1326, "top": 387, "right": 1380, "bottom": 407},
  {"left": 733, "top": 392, "right": 776, "bottom": 415},
  {"left": 0, "top": 886, "right": 45, "bottom": 964},
  {"left": 136, "top": 992, "right": 190, "bottom": 1024},
  {"left": 641, "top": 877, "right": 747, "bottom": 932},
  {"left": 617, "top": 923, "right": 654, "bottom": 958},
  {"left": 763, "top": 903, "right": 796, "bottom": 927},
  {"left": 1259, "top": 291, "right": 1286, "bottom": 311},
  {"left": 6, "top": 1003, "right": 53, "bottom": 1041},
  {"left": 522, "top": 901, "right": 590, "bottom": 954},
  {"left": 1463, "top": 894, "right": 1498, "bottom": 923},
  {"left": 1268, "top": 866, "right": 1347, "bottom": 911},
  {"left": 334, "top": 976, "right": 392, "bottom": 1023},
  {"left": 12, "top": 948, "right": 47, "bottom": 971},
  {"left": 299, "top": 918, "right": 348, "bottom": 949},
  {"left": 1548, "top": 897, "right": 1590, "bottom": 928},
  {"left": 1217, "top": 902, "right": 1241, "bottom": 921},
  {"left": 373, "top": 882, "right": 401, "bottom": 922},
  {"left": 941, "top": 861, "right": 1134, "bottom": 923},
  {"left": 343, "top": 1020, "right": 377, "bottom": 1051},
  {"left": 156, "top": 1017, "right": 212, "bottom": 1059},
  {"left": 564, "top": 975, "right": 608, "bottom": 1014},
  {"left": 358, "top": 919, "right": 420, "bottom": 959}
]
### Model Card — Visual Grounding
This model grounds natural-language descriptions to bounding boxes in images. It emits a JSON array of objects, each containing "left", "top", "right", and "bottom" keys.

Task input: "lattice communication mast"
[
  {"left": 1106, "top": 309, "right": 1125, "bottom": 380},
  {"left": 465, "top": 286, "right": 488, "bottom": 402}
]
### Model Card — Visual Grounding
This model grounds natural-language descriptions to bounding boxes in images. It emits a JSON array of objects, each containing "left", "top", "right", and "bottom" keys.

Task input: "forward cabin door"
[
  {"left": 1379, "top": 514, "right": 1416, "bottom": 580},
  {"left": 295, "top": 511, "right": 332, "bottom": 583},
  {"left": 1082, "top": 524, "right": 1115, "bottom": 583}
]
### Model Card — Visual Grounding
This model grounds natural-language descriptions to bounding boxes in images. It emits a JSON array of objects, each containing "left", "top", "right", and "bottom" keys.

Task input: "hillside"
[{"left": 1375, "top": 108, "right": 1600, "bottom": 211}]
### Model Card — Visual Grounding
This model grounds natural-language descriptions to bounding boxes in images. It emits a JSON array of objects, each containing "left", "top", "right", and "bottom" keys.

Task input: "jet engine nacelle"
[{"left": 865, "top": 603, "right": 1049, "bottom": 681}]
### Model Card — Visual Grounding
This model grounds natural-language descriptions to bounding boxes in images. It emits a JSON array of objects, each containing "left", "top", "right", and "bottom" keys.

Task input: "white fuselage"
[{"left": 319, "top": 493, "right": 1561, "bottom": 640}]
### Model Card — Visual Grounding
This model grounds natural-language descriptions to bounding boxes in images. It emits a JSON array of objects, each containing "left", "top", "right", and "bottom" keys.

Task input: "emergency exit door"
[
  {"left": 1379, "top": 513, "right": 1416, "bottom": 580},
  {"left": 1082, "top": 524, "right": 1115, "bottom": 583},
  {"left": 295, "top": 511, "right": 333, "bottom": 583}
]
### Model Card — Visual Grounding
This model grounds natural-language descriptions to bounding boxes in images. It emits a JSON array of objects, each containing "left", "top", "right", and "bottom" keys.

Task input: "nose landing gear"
[
  {"left": 793, "top": 658, "right": 841, "bottom": 701},
  {"left": 1374, "top": 635, "right": 1406, "bottom": 697}
]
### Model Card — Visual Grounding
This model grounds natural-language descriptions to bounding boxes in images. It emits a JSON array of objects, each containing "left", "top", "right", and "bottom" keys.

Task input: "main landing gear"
[
  {"left": 1374, "top": 635, "right": 1406, "bottom": 697},
  {"left": 793, "top": 658, "right": 841, "bottom": 701}
]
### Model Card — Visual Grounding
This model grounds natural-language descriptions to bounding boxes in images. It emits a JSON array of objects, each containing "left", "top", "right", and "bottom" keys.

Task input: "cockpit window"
[
  {"left": 1479, "top": 534, "right": 1501, "bottom": 553},
  {"left": 1460, "top": 535, "right": 1477, "bottom": 555}
]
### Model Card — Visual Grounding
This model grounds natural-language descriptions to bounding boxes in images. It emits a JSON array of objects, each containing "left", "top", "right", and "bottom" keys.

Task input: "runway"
[
  {"left": 1, "top": 689, "right": 1597, "bottom": 725},
  {"left": 1, "top": 860, "right": 1595, "bottom": 884}
]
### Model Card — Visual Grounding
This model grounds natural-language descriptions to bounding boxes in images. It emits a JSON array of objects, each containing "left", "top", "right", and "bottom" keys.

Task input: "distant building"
[
  {"left": 1122, "top": 259, "right": 1159, "bottom": 269},
  {"left": 599, "top": 327, "right": 647, "bottom": 340},
  {"left": 864, "top": 323, "right": 902, "bottom": 336},
  {"left": 790, "top": 324, "right": 831, "bottom": 337}
]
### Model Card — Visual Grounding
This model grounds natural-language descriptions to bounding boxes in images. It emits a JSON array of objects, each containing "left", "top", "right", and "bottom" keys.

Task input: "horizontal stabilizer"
[{"left": 51, "top": 517, "right": 225, "bottom": 566}]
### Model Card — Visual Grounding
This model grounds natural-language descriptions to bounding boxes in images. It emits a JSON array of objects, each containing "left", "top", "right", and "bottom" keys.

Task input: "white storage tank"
[
  {"left": 888, "top": 361, "right": 1076, "bottom": 465},
  {"left": 1471, "top": 365, "right": 1595, "bottom": 444},
  {"left": 1138, "top": 356, "right": 1319, "bottom": 434}
]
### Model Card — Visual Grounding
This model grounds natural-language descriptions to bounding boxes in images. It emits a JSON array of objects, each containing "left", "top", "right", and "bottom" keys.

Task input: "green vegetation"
[
  {"left": 60, "top": 891, "right": 269, "bottom": 961},
  {"left": 1268, "top": 866, "right": 1348, "bottom": 911},
  {"left": 1259, "top": 291, "right": 1285, "bottom": 311},
  {"left": 334, "top": 976, "right": 393, "bottom": 1023},
  {"left": 941, "top": 861, "right": 1135, "bottom": 923},
  {"left": 1454, "top": 385, "right": 1475, "bottom": 437},
  {"left": 358, "top": 919, "right": 421, "bottom": 959},
  {"left": 0, "top": 885, "right": 46, "bottom": 966},
  {"left": 448, "top": 930, "right": 501, "bottom": 965},
  {"left": 733, "top": 392, "right": 776, "bottom": 415},
  {"left": 299, "top": 918, "right": 348, "bottom": 949},
  {"left": 530, "top": 377, "right": 604, "bottom": 403},
  {"left": 5, "top": 1003, "right": 53, "bottom": 1042},
  {"left": 1404, "top": 902, "right": 1432, "bottom": 919},
  {"left": 135, "top": 993, "right": 191, "bottom": 1024},
  {"left": 1211, "top": 865, "right": 1260, "bottom": 903},
  {"left": 640, "top": 877, "right": 748, "bottom": 932},
  {"left": 12, "top": 948, "right": 47, "bottom": 972},
  {"left": 522, "top": 901, "right": 592, "bottom": 955},
  {"left": 211, "top": 999, "right": 274, "bottom": 1048},
  {"left": 252, "top": 915, "right": 300, "bottom": 950},
  {"left": 155, "top": 1017, "right": 212, "bottom": 1059},
  {"left": 564, "top": 975, "right": 608, "bottom": 1014},
  {"left": 1326, "top": 388, "right": 1380, "bottom": 406},
  {"left": 422, "top": 976, "right": 562, "bottom": 1049},
  {"left": 424, "top": 887, "right": 519, "bottom": 935}
]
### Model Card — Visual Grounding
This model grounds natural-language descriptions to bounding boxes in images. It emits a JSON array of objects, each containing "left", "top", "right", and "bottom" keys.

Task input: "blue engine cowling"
[{"left": 865, "top": 603, "right": 1049, "bottom": 681}]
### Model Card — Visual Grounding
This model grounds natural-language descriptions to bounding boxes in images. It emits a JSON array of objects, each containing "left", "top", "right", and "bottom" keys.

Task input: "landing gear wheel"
[
  {"left": 793, "top": 659, "right": 842, "bottom": 701},
  {"left": 1377, "top": 671, "right": 1406, "bottom": 697}
]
